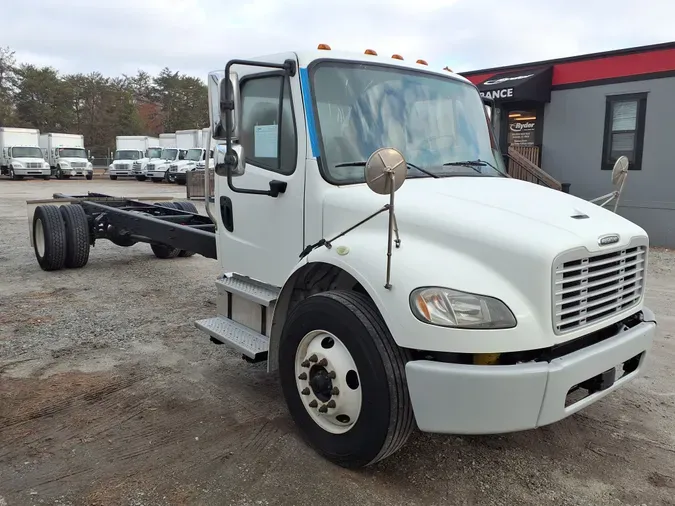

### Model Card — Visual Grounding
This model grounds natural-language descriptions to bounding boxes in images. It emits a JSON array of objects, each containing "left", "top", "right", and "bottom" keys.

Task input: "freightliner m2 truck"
[
  {"left": 27, "top": 46, "right": 657, "bottom": 469},
  {"left": 0, "top": 127, "right": 51, "bottom": 179},
  {"left": 40, "top": 132, "right": 93, "bottom": 179}
]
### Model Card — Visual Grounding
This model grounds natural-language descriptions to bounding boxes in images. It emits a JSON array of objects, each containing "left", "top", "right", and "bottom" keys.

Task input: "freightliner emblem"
[{"left": 598, "top": 234, "right": 620, "bottom": 246}]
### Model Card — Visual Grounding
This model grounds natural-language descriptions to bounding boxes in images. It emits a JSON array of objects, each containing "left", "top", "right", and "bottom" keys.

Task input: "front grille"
[
  {"left": 71, "top": 162, "right": 86, "bottom": 168},
  {"left": 133, "top": 161, "right": 142, "bottom": 170},
  {"left": 27, "top": 162, "right": 43, "bottom": 168},
  {"left": 169, "top": 164, "right": 178, "bottom": 172},
  {"left": 553, "top": 244, "right": 646, "bottom": 334},
  {"left": 114, "top": 163, "right": 129, "bottom": 170},
  {"left": 147, "top": 163, "right": 155, "bottom": 171}
]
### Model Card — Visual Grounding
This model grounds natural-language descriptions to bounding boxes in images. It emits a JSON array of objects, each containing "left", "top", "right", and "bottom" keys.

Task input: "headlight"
[
  {"left": 109, "top": 164, "right": 113, "bottom": 170},
  {"left": 60, "top": 161, "right": 70, "bottom": 167},
  {"left": 410, "top": 287, "right": 516, "bottom": 329},
  {"left": 13, "top": 161, "right": 24, "bottom": 168},
  {"left": 43, "top": 162, "right": 49, "bottom": 168},
  {"left": 87, "top": 162, "right": 92, "bottom": 168}
]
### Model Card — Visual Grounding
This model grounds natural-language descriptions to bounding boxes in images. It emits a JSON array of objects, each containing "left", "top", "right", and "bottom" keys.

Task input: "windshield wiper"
[
  {"left": 334, "top": 161, "right": 438, "bottom": 178},
  {"left": 442, "top": 158, "right": 499, "bottom": 174}
]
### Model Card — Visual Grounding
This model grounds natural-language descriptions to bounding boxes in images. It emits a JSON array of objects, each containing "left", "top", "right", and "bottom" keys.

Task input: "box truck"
[
  {"left": 39, "top": 133, "right": 93, "bottom": 180},
  {"left": 167, "top": 129, "right": 215, "bottom": 184},
  {"left": 109, "top": 136, "right": 157, "bottom": 180},
  {"left": 0, "top": 127, "right": 51, "bottom": 180},
  {"left": 126, "top": 136, "right": 161, "bottom": 181},
  {"left": 145, "top": 129, "right": 198, "bottom": 182}
]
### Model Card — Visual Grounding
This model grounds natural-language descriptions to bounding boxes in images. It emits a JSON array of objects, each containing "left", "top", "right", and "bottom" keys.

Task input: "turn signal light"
[
  {"left": 317, "top": 43, "right": 331, "bottom": 50},
  {"left": 392, "top": 54, "right": 404, "bottom": 60},
  {"left": 364, "top": 49, "right": 378, "bottom": 55},
  {"left": 416, "top": 59, "right": 428, "bottom": 65}
]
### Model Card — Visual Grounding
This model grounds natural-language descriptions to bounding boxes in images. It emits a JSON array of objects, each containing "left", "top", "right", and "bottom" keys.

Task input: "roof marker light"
[
  {"left": 392, "top": 54, "right": 404, "bottom": 60},
  {"left": 443, "top": 66, "right": 453, "bottom": 72},
  {"left": 416, "top": 59, "right": 428, "bottom": 65},
  {"left": 365, "top": 49, "right": 378, "bottom": 55},
  {"left": 317, "top": 44, "right": 331, "bottom": 50}
]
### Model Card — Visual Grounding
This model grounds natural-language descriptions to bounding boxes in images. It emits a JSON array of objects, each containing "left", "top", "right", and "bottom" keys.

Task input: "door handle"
[{"left": 220, "top": 196, "right": 234, "bottom": 232}]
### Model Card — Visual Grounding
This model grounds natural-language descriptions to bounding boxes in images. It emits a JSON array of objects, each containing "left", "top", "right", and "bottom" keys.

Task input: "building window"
[
  {"left": 239, "top": 75, "right": 297, "bottom": 175},
  {"left": 601, "top": 93, "right": 647, "bottom": 170}
]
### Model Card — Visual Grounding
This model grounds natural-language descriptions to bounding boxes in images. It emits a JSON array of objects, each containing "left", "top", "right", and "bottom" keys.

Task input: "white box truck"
[
  {"left": 146, "top": 129, "right": 197, "bottom": 183},
  {"left": 39, "top": 133, "right": 93, "bottom": 180},
  {"left": 28, "top": 48, "right": 657, "bottom": 469},
  {"left": 109, "top": 136, "right": 156, "bottom": 180},
  {"left": 0, "top": 127, "right": 51, "bottom": 180},
  {"left": 145, "top": 133, "right": 185, "bottom": 183},
  {"left": 167, "top": 129, "right": 215, "bottom": 184},
  {"left": 129, "top": 136, "right": 161, "bottom": 181}
]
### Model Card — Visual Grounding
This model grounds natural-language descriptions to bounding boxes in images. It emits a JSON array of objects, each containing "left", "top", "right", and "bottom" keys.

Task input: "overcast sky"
[{"left": 3, "top": 0, "right": 674, "bottom": 80}]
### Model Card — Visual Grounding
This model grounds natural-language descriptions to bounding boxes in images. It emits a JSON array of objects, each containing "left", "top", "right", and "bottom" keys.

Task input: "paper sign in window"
[{"left": 254, "top": 124, "right": 278, "bottom": 158}]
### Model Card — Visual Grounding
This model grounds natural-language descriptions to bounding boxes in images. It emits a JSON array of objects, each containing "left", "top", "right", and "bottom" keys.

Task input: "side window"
[
  {"left": 601, "top": 93, "right": 647, "bottom": 170},
  {"left": 240, "top": 75, "right": 297, "bottom": 174}
]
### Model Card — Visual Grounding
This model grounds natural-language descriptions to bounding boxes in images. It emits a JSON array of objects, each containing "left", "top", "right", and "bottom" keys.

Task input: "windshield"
[
  {"left": 161, "top": 148, "right": 178, "bottom": 160},
  {"left": 11, "top": 147, "right": 43, "bottom": 158},
  {"left": 58, "top": 148, "right": 87, "bottom": 158},
  {"left": 114, "top": 150, "right": 140, "bottom": 160},
  {"left": 311, "top": 62, "right": 506, "bottom": 183},
  {"left": 147, "top": 147, "right": 162, "bottom": 159},
  {"left": 185, "top": 149, "right": 203, "bottom": 161}
]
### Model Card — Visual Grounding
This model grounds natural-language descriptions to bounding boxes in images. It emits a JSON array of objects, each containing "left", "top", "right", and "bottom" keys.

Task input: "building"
[{"left": 460, "top": 41, "right": 675, "bottom": 247}]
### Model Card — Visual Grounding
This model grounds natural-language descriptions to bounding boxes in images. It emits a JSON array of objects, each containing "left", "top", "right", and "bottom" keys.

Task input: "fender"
[{"left": 268, "top": 228, "right": 552, "bottom": 372}]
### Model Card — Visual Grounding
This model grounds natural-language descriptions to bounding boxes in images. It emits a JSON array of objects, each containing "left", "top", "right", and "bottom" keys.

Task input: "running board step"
[
  {"left": 217, "top": 274, "right": 280, "bottom": 307},
  {"left": 195, "top": 316, "right": 269, "bottom": 360}
]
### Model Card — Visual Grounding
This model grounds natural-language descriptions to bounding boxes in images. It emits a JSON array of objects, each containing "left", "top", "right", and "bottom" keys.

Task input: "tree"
[{"left": 0, "top": 47, "right": 18, "bottom": 126}]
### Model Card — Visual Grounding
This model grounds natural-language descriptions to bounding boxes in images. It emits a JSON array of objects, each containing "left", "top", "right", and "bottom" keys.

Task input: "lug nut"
[
  {"left": 301, "top": 360, "right": 310, "bottom": 368},
  {"left": 327, "top": 371, "right": 336, "bottom": 379},
  {"left": 331, "top": 387, "right": 340, "bottom": 395},
  {"left": 318, "top": 358, "right": 328, "bottom": 366},
  {"left": 298, "top": 372, "right": 307, "bottom": 380},
  {"left": 309, "top": 399, "right": 318, "bottom": 408},
  {"left": 318, "top": 404, "right": 328, "bottom": 413},
  {"left": 326, "top": 400, "right": 336, "bottom": 408},
  {"left": 301, "top": 387, "right": 310, "bottom": 395},
  {"left": 308, "top": 354, "right": 318, "bottom": 363}
]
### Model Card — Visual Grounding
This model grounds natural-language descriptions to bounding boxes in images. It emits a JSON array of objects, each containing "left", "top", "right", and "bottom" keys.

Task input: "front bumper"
[
  {"left": 14, "top": 168, "right": 51, "bottom": 176},
  {"left": 405, "top": 308, "right": 657, "bottom": 435},
  {"left": 147, "top": 171, "right": 167, "bottom": 179},
  {"left": 175, "top": 172, "right": 188, "bottom": 183}
]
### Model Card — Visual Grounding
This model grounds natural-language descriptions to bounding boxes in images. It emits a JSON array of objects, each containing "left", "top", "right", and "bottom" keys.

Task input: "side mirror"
[
  {"left": 482, "top": 96, "right": 496, "bottom": 128},
  {"left": 209, "top": 70, "right": 240, "bottom": 141}
]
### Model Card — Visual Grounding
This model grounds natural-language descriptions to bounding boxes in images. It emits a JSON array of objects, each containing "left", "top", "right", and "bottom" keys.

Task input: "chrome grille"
[
  {"left": 147, "top": 163, "right": 155, "bottom": 171},
  {"left": 133, "top": 161, "right": 142, "bottom": 170},
  {"left": 169, "top": 164, "right": 178, "bottom": 172},
  {"left": 27, "top": 162, "right": 43, "bottom": 168},
  {"left": 114, "top": 163, "right": 129, "bottom": 170},
  {"left": 553, "top": 244, "right": 646, "bottom": 334},
  {"left": 71, "top": 162, "right": 86, "bottom": 168}
]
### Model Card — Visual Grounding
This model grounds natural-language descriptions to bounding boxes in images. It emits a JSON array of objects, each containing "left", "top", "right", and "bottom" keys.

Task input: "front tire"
[
  {"left": 32, "top": 205, "right": 67, "bottom": 271},
  {"left": 85, "top": 174, "right": 93, "bottom": 180},
  {"left": 9, "top": 167, "right": 22, "bottom": 180},
  {"left": 151, "top": 177, "right": 162, "bottom": 183},
  {"left": 150, "top": 243, "right": 181, "bottom": 259},
  {"left": 279, "top": 290, "right": 414, "bottom": 468},
  {"left": 136, "top": 175, "right": 147, "bottom": 182},
  {"left": 109, "top": 175, "right": 118, "bottom": 180}
]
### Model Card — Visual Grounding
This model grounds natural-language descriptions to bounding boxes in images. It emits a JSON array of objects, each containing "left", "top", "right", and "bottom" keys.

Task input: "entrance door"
[{"left": 214, "top": 53, "right": 307, "bottom": 288}]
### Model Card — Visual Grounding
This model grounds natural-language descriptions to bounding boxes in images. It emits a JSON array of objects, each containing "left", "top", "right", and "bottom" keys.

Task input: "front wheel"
[
  {"left": 109, "top": 175, "right": 118, "bottom": 180},
  {"left": 279, "top": 290, "right": 414, "bottom": 468},
  {"left": 136, "top": 175, "right": 147, "bottom": 182},
  {"left": 85, "top": 174, "right": 93, "bottom": 180}
]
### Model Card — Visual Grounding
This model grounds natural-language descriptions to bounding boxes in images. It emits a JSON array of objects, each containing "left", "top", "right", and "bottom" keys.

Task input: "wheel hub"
[{"left": 294, "top": 330, "right": 362, "bottom": 434}]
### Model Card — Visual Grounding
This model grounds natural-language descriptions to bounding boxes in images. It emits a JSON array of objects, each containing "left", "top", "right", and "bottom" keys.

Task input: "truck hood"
[
  {"left": 59, "top": 157, "right": 89, "bottom": 164},
  {"left": 11, "top": 157, "right": 46, "bottom": 164},
  {"left": 322, "top": 176, "right": 647, "bottom": 259}
]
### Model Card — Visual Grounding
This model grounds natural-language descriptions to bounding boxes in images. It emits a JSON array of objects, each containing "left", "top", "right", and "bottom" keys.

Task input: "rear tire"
[
  {"left": 173, "top": 202, "right": 198, "bottom": 257},
  {"left": 150, "top": 243, "right": 181, "bottom": 259},
  {"left": 109, "top": 175, "right": 118, "bottom": 180},
  {"left": 32, "top": 205, "right": 67, "bottom": 271},
  {"left": 59, "top": 204, "right": 90, "bottom": 268},
  {"left": 279, "top": 290, "right": 414, "bottom": 469}
]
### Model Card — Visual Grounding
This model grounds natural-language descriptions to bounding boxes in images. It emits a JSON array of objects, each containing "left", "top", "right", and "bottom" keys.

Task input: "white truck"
[
  {"left": 146, "top": 130, "right": 197, "bottom": 182},
  {"left": 39, "top": 133, "right": 93, "bottom": 180},
  {"left": 28, "top": 48, "right": 657, "bottom": 469},
  {"left": 128, "top": 136, "right": 161, "bottom": 181},
  {"left": 109, "top": 136, "right": 157, "bottom": 180},
  {"left": 167, "top": 130, "right": 215, "bottom": 184},
  {"left": 0, "top": 127, "right": 51, "bottom": 180}
]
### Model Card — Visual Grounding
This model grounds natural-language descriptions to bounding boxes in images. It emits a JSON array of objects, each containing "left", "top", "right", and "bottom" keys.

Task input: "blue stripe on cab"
[{"left": 299, "top": 67, "right": 319, "bottom": 158}]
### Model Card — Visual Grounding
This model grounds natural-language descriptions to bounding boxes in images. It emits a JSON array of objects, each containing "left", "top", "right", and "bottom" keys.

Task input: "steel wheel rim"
[
  {"left": 294, "top": 330, "right": 362, "bottom": 434},
  {"left": 35, "top": 218, "right": 45, "bottom": 257}
]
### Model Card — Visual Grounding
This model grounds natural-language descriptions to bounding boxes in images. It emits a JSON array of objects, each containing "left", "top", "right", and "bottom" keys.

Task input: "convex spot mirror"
[
  {"left": 365, "top": 147, "right": 407, "bottom": 195},
  {"left": 611, "top": 155, "right": 629, "bottom": 186}
]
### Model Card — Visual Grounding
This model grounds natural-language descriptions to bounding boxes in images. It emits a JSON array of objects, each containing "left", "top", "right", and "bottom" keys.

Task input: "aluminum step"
[
  {"left": 195, "top": 316, "right": 269, "bottom": 360},
  {"left": 217, "top": 273, "right": 280, "bottom": 307}
]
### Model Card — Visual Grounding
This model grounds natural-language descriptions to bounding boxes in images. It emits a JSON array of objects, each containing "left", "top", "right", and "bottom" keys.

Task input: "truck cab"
[
  {"left": 50, "top": 146, "right": 93, "bottom": 179},
  {"left": 146, "top": 148, "right": 186, "bottom": 182},
  {"left": 132, "top": 146, "right": 163, "bottom": 181},
  {"left": 109, "top": 149, "right": 143, "bottom": 180},
  {"left": 194, "top": 47, "right": 656, "bottom": 468},
  {"left": 167, "top": 147, "right": 214, "bottom": 184},
  {"left": 1, "top": 146, "right": 50, "bottom": 179}
]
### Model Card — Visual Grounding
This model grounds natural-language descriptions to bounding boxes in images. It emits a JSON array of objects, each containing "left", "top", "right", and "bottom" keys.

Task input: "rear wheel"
[
  {"left": 150, "top": 243, "right": 181, "bottom": 259},
  {"left": 173, "top": 201, "right": 198, "bottom": 257},
  {"left": 279, "top": 290, "right": 414, "bottom": 468},
  {"left": 32, "top": 205, "right": 67, "bottom": 271},
  {"left": 59, "top": 204, "right": 90, "bottom": 268}
]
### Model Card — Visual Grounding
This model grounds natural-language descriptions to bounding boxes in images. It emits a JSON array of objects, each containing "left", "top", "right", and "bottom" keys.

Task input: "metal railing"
[{"left": 506, "top": 146, "right": 563, "bottom": 191}]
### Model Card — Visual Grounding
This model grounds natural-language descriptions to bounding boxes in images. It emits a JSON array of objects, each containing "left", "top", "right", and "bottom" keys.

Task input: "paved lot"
[{"left": 1, "top": 178, "right": 674, "bottom": 506}]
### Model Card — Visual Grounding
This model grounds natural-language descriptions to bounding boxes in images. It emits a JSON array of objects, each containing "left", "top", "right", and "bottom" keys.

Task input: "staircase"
[{"left": 506, "top": 146, "right": 562, "bottom": 191}]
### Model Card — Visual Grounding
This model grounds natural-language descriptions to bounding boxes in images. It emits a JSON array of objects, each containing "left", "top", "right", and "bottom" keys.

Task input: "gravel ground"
[{"left": 1, "top": 178, "right": 674, "bottom": 506}]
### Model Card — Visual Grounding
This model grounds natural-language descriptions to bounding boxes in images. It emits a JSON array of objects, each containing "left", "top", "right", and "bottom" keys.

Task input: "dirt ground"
[{"left": 1, "top": 178, "right": 674, "bottom": 506}]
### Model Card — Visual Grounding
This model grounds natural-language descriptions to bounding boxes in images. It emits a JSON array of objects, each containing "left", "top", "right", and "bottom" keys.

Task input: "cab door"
[{"left": 213, "top": 53, "right": 307, "bottom": 288}]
